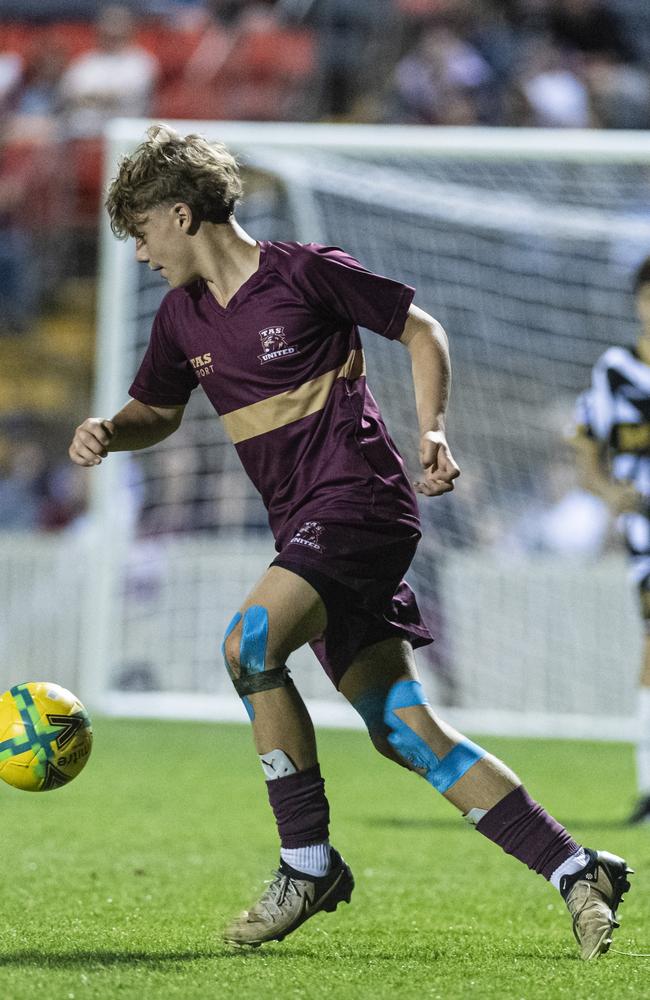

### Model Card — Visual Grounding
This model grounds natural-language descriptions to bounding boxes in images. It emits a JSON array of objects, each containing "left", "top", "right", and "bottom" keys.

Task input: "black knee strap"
[{"left": 233, "top": 666, "right": 292, "bottom": 697}]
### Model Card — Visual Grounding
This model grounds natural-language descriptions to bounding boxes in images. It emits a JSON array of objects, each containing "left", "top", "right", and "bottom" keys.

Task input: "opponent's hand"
[
  {"left": 69, "top": 418, "right": 115, "bottom": 467},
  {"left": 414, "top": 430, "right": 460, "bottom": 496},
  {"left": 606, "top": 481, "right": 643, "bottom": 515}
]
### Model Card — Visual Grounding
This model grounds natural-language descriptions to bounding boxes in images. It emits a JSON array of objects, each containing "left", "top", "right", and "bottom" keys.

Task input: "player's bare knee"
[
  {"left": 367, "top": 729, "right": 390, "bottom": 756},
  {"left": 366, "top": 728, "right": 390, "bottom": 757},
  {"left": 353, "top": 690, "right": 410, "bottom": 767},
  {"left": 222, "top": 622, "right": 243, "bottom": 679},
  {"left": 352, "top": 688, "right": 388, "bottom": 738},
  {"left": 367, "top": 730, "right": 411, "bottom": 769}
]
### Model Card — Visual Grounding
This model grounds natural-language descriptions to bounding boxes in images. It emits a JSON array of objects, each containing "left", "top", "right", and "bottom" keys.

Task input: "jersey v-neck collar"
[{"left": 203, "top": 240, "right": 271, "bottom": 316}]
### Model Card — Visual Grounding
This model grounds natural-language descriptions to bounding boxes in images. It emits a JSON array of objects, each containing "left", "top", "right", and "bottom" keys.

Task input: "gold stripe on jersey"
[
  {"left": 222, "top": 348, "right": 366, "bottom": 445},
  {"left": 614, "top": 422, "right": 650, "bottom": 453}
]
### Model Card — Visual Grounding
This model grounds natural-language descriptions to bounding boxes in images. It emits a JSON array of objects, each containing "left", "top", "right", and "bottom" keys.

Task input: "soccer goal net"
[{"left": 83, "top": 121, "right": 650, "bottom": 739}]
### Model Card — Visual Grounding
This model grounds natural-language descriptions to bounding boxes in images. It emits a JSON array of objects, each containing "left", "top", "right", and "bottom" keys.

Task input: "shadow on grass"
[
  {"left": 0, "top": 950, "right": 217, "bottom": 969},
  {"left": 0, "top": 946, "right": 357, "bottom": 968},
  {"left": 221, "top": 944, "right": 576, "bottom": 963},
  {"left": 0, "top": 946, "right": 393, "bottom": 968},
  {"left": 0, "top": 943, "right": 580, "bottom": 968}
]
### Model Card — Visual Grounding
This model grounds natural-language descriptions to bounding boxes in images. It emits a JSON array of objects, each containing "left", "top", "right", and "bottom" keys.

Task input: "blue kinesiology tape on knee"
[
  {"left": 239, "top": 605, "right": 269, "bottom": 674},
  {"left": 238, "top": 605, "right": 270, "bottom": 721},
  {"left": 384, "top": 680, "right": 434, "bottom": 772},
  {"left": 352, "top": 689, "right": 389, "bottom": 736},
  {"left": 384, "top": 680, "right": 486, "bottom": 793},
  {"left": 221, "top": 607, "right": 269, "bottom": 722}
]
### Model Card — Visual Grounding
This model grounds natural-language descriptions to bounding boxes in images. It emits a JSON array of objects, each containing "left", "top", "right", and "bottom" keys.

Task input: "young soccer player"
[
  {"left": 69, "top": 125, "right": 633, "bottom": 959},
  {"left": 573, "top": 255, "right": 650, "bottom": 825}
]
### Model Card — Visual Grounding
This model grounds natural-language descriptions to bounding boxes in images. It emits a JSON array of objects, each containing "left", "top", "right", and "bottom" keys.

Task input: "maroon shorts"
[{"left": 271, "top": 518, "right": 433, "bottom": 688}]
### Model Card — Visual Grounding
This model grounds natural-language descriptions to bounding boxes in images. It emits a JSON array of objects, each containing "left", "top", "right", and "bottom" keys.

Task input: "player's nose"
[{"left": 134, "top": 239, "right": 149, "bottom": 263}]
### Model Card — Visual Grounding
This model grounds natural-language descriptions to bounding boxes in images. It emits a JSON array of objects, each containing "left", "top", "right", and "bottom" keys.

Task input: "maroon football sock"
[
  {"left": 476, "top": 785, "right": 579, "bottom": 880},
  {"left": 265, "top": 763, "right": 330, "bottom": 849}
]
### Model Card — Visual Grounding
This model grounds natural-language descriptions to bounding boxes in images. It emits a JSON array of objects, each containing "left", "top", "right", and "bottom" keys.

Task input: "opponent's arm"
[
  {"left": 572, "top": 431, "right": 640, "bottom": 514},
  {"left": 399, "top": 304, "right": 460, "bottom": 496},
  {"left": 69, "top": 399, "right": 184, "bottom": 467}
]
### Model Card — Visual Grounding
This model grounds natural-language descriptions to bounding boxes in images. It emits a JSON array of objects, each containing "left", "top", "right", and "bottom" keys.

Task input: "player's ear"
[{"left": 172, "top": 202, "right": 195, "bottom": 234}]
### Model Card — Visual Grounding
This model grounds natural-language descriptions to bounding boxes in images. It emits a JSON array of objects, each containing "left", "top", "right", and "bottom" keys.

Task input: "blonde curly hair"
[{"left": 106, "top": 124, "right": 243, "bottom": 239}]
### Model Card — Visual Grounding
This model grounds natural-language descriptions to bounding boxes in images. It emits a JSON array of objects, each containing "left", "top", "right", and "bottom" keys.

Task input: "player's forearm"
[
  {"left": 401, "top": 310, "right": 451, "bottom": 434},
  {"left": 108, "top": 399, "right": 183, "bottom": 452},
  {"left": 69, "top": 400, "right": 184, "bottom": 467}
]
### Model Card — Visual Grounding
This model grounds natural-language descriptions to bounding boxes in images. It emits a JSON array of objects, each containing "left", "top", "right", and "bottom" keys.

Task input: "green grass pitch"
[{"left": 0, "top": 718, "right": 647, "bottom": 1000}]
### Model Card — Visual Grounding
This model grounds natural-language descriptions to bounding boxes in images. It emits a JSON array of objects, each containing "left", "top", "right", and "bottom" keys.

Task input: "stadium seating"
[
  {"left": 154, "top": 25, "right": 316, "bottom": 122},
  {"left": 0, "top": 20, "right": 94, "bottom": 60},
  {"left": 1, "top": 16, "right": 317, "bottom": 222}
]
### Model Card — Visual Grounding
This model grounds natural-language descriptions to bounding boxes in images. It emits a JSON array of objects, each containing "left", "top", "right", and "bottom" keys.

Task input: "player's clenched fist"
[
  {"left": 69, "top": 418, "right": 115, "bottom": 467},
  {"left": 414, "top": 429, "right": 461, "bottom": 497}
]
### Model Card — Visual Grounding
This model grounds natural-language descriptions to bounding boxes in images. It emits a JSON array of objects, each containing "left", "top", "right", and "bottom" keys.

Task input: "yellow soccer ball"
[{"left": 0, "top": 682, "right": 93, "bottom": 791}]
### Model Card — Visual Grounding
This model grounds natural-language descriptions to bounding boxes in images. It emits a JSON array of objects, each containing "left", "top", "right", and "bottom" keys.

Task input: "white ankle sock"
[
  {"left": 637, "top": 688, "right": 650, "bottom": 796},
  {"left": 550, "top": 847, "right": 589, "bottom": 891},
  {"left": 281, "top": 842, "right": 331, "bottom": 877}
]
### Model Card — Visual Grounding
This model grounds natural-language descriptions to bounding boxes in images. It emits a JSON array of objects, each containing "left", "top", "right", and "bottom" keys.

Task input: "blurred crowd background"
[{"left": 1, "top": 0, "right": 650, "bottom": 537}]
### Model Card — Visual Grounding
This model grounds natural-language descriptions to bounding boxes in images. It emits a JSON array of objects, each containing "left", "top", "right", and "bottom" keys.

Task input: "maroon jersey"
[{"left": 129, "top": 241, "right": 420, "bottom": 545}]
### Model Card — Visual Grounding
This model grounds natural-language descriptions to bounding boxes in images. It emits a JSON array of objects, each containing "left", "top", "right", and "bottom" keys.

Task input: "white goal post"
[{"left": 79, "top": 120, "right": 650, "bottom": 739}]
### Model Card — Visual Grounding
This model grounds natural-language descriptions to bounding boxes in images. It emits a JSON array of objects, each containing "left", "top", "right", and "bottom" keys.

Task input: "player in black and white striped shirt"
[{"left": 573, "top": 255, "right": 650, "bottom": 824}]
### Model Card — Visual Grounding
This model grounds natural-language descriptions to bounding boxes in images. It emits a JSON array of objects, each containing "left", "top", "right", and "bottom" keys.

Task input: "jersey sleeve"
[
  {"left": 129, "top": 303, "right": 198, "bottom": 407},
  {"left": 292, "top": 244, "right": 415, "bottom": 340}
]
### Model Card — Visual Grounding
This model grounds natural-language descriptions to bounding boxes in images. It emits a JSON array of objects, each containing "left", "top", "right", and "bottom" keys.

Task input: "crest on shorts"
[
  {"left": 257, "top": 326, "right": 297, "bottom": 365},
  {"left": 289, "top": 521, "right": 325, "bottom": 552}
]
